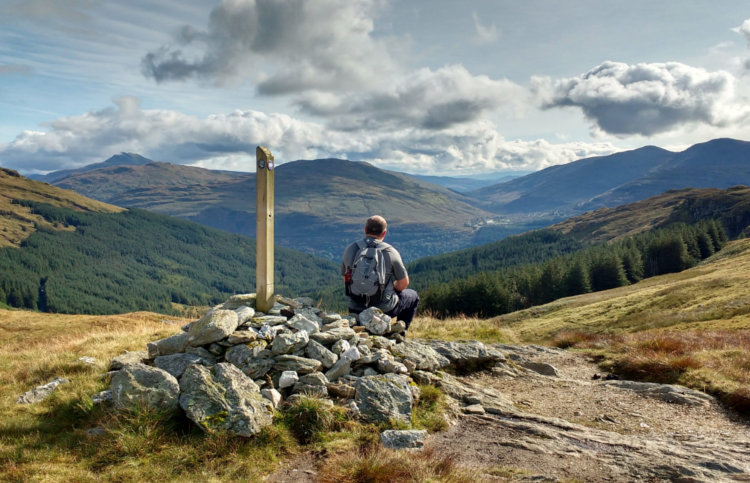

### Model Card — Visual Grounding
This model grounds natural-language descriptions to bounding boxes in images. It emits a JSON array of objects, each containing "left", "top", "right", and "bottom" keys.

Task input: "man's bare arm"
[{"left": 393, "top": 275, "right": 409, "bottom": 292}]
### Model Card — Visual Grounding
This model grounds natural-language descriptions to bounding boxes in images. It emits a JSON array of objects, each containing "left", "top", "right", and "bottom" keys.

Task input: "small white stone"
[
  {"left": 279, "top": 371, "right": 299, "bottom": 389},
  {"left": 341, "top": 346, "right": 361, "bottom": 362},
  {"left": 261, "top": 388, "right": 283, "bottom": 409}
]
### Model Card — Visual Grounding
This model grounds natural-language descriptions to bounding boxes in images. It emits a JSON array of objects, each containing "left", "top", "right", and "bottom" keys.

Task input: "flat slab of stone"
[
  {"left": 273, "top": 355, "right": 322, "bottom": 374},
  {"left": 148, "top": 333, "right": 189, "bottom": 358},
  {"left": 111, "top": 363, "right": 180, "bottom": 411},
  {"left": 179, "top": 363, "right": 272, "bottom": 437},
  {"left": 188, "top": 310, "right": 239, "bottom": 347},
  {"left": 111, "top": 350, "right": 148, "bottom": 370},
  {"left": 380, "top": 429, "right": 427, "bottom": 450},
  {"left": 423, "top": 339, "right": 501, "bottom": 367},
  {"left": 604, "top": 380, "right": 716, "bottom": 406},
  {"left": 520, "top": 361, "right": 560, "bottom": 377},
  {"left": 355, "top": 374, "right": 413, "bottom": 424},
  {"left": 391, "top": 341, "right": 450, "bottom": 372},
  {"left": 154, "top": 353, "right": 211, "bottom": 378},
  {"left": 16, "top": 377, "right": 69, "bottom": 404}
]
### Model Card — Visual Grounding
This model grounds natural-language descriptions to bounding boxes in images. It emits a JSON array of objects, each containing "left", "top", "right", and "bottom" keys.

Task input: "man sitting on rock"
[{"left": 341, "top": 215, "right": 420, "bottom": 334}]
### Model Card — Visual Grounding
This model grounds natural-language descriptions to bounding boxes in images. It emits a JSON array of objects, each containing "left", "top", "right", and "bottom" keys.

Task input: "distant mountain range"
[
  {"left": 410, "top": 172, "right": 528, "bottom": 193},
  {"left": 27, "top": 137, "right": 750, "bottom": 260},
  {"left": 468, "top": 138, "right": 750, "bottom": 214},
  {"left": 40, "top": 156, "right": 530, "bottom": 261}
]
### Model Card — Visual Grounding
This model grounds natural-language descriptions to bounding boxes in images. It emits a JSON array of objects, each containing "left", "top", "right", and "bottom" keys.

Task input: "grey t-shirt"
[{"left": 341, "top": 236, "right": 408, "bottom": 313}]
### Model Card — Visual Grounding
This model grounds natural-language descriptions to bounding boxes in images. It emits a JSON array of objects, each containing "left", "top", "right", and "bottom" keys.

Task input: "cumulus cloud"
[
  {"left": 0, "top": 64, "right": 33, "bottom": 75},
  {"left": 533, "top": 61, "right": 749, "bottom": 136},
  {"left": 734, "top": 19, "right": 750, "bottom": 47},
  {"left": 141, "top": 0, "right": 397, "bottom": 94},
  {"left": 296, "top": 64, "right": 524, "bottom": 131},
  {"left": 0, "top": 98, "right": 616, "bottom": 175},
  {"left": 472, "top": 11, "right": 500, "bottom": 44}
]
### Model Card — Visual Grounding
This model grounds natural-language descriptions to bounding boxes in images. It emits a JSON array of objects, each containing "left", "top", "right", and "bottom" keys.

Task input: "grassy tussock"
[
  {"left": 317, "top": 447, "right": 480, "bottom": 483},
  {"left": 409, "top": 313, "right": 518, "bottom": 344},
  {"left": 554, "top": 330, "right": 750, "bottom": 413}
]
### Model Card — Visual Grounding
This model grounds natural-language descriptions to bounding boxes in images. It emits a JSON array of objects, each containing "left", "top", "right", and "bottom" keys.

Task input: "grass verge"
[{"left": 554, "top": 330, "right": 750, "bottom": 414}]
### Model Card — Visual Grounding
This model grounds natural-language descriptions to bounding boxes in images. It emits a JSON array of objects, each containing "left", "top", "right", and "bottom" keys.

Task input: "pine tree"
[
  {"left": 562, "top": 258, "right": 591, "bottom": 296},
  {"left": 620, "top": 247, "right": 645, "bottom": 284},
  {"left": 589, "top": 252, "right": 629, "bottom": 292}
]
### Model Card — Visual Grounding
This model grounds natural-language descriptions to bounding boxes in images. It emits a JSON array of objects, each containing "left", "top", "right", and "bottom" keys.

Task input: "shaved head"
[{"left": 365, "top": 215, "right": 387, "bottom": 236}]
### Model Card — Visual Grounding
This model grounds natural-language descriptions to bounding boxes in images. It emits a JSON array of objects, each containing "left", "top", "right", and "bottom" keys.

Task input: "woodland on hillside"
[
  {"left": 422, "top": 220, "right": 728, "bottom": 318},
  {"left": 0, "top": 201, "right": 338, "bottom": 315}
]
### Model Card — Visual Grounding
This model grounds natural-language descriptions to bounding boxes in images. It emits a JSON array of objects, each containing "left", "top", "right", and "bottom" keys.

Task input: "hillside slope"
[
  {"left": 496, "top": 238, "right": 750, "bottom": 340},
  {"left": 0, "top": 201, "right": 339, "bottom": 315},
  {"left": 32, "top": 152, "right": 155, "bottom": 183},
  {"left": 103, "top": 158, "right": 497, "bottom": 261},
  {"left": 552, "top": 186, "right": 750, "bottom": 243},
  {"left": 54, "top": 162, "right": 244, "bottom": 201},
  {"left": 0, "top": 167, "right": 122, "bottom": 248},
  {"left": 468, "top": 138, "right": 750, "bottom": 215}
]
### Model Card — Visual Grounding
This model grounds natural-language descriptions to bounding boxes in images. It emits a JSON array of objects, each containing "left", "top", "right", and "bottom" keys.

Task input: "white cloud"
[
  {"left": 296, "top": 64, "right": 525, "bottom": 131},
  {"left": 141, "top": 0, "right": 398, "bottom": 94},
  {"left": 0, "top": 98, "right": 617, "bottom": 175},
  {"left": 734, "top": 18, "right": 750, "bottom": 47},
  {"left": 472, "top": 11, "right": 500, "bottom": 44},
  {"left": 533, "top": 61, "right": 750, "bottom": 137}
]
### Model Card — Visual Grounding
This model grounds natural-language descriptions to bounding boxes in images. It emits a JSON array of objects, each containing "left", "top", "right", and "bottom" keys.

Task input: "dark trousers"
[
  {"left": 349, "top": 289, "right": 420, "bottom": 330},
  {"left": 386, "top": 289, "right": 420, "bottom": 329}
]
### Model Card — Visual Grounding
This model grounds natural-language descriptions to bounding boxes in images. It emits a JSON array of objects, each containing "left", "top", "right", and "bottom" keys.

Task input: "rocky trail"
[{"left": 271, "top": 345, "right": 750, "bottom": 483}]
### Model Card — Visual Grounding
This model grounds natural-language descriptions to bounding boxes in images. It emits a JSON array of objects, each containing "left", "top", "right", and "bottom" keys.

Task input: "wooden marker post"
[{"left": 256, "top": 146, "right": 275, "bottom": 313}]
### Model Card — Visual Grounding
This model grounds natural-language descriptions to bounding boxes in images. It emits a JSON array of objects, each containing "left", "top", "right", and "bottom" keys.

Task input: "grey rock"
[
  {"left": 279, "top": 370, "right": 299, "bottom": 389},
  {"left": 234, "top": 306, "right": 256, "bottom": 325},
  {"left": 85, "top": 427, "right": 107, "bottom": 437},
  {"left": 391, "top": 341, "right": 450, "bottom": 372},
  {"left": 363, "top": 367, "right": 379, "bottom": 377},
  {"left": 188, "top": 310, "right": 239, "bottom": 347},
  {"left": 604, "top": 380, "right": 716, "bottom": 406},
  {"left": 147, "top": 332, "right": 189, "bottom": 358},
  {"left": 341, "top": 346, "right": 361, "bottom": 362},
  {"left": 225, "top": 341, "right": 268, "bottom": 365},
  {"left": 403, "top": 359, "right": 417, "bottom": 373},
  {"left": 327, "top": 383, "right": 356, "bottom": 399},
  {"left": 273, "top": 355, "right": 322, "bottom": 374},
  {"left": 76, "top": 356, "right": 97, "bottom": 366},
  {"left": 322, "top": 313, "right": 342, "bottom": 324},
  {"left": 261, "top": 388, "right": 283, "bottom": 409},
  {"left": 293, "top": 297, "right": 316, "bottom": 308},
  {"left": 237, "top": 359, "right": 275, "bottom": 379},
  {"left": 310, "top": 327, "right": 357, "bottom": 345},
  {"left": 185, "top": 346, "right": 216, "bottom": 361},
  {"left": 258, "top": 325, "right": 285, "bottom": 341},
  {"left": 181, "top": 321, "right": 194, "bottom": 332},
  {"left": 355, "top": 374, "right": 413, "bottom": 424},
  {"left": 423, "top": 339, "right": 500, "bottom": 367},
  {"left": 226, "top": 330, "right": 258, "bottom": 345},
  {"left": 322, "top": 319, "right": 349, "bottom": 331},
  {"left": 295, "top": 308, "right": 323, "bottom": 325},
  {"left": 91, "top": 390, "right": 112, "bottom": 404},
  {"left": 388, "top": 321, "right": 407, "bottom": 334},
  {"left": 325, "top": 359, "right": 352, "bottom": 381},
  {"left": 360, "top": 307, "right": 391, "bottom": 335},
  {"left": 111, "top": 363, "right": 179, "bottom": 411},
  {"left": 381, "top": 429, "right": 427, "bottom": 450},
  {"left": 252, "top": 316, "right": 288, "bottom": 326},
  {"left": 179, "top": 363, "right": 272, "bottom": 437},
  {"left": 305, "top": 339, "right": 339, "bottom": 369},
  {"left": 372, "top": 336, "right": 395, "bottom": 350},
  {"left": 154, "top": 353, "right": 211, "bottom": 378},
  {"left": 463, "top": 404, "right": 486, "bottom": 415},
  {"left": 287, "top": 314, "right": 320, "bottom": 333},
  {"left": 111, "top": 350, "right": 149, "bottom": 370},
  {"left": 377, "top": 358, "right": 409, "bottom": 374},
  {"left": 332, "top": 339, "right": 350, "bottom": 355},
  {"left": 410, "top": 370, "right": 441, "bottom": 386},
  {"left": 342, "top": 315, "right": 357, "bottom": 327},
  {"left": 292, "top": 382, "right": 328, "bottom": 397},
  {"left": 298, "top": 372, "right": 328, "bottom": 386},
  {"left": 271, "top": 331, "right": 309, "bottom": 356},
  {"left": 16, "top": 377, "right": 69, "bottom": 404},
  {"left": 208, "top": 343, "right": 225, "bottom": 356},
  {"left": 221, "top": 293, "right": 256, "bottom": 310},
  {"left": 520, "top": 361, "right": 560, "bottom": 377}
]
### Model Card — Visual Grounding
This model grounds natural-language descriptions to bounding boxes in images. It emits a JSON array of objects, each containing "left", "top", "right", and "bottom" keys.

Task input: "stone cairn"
[{"left": 105, "top": 294, "right": 510, "bottom": 445}]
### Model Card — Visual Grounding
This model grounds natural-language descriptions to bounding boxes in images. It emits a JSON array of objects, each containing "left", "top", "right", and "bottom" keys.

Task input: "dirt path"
[{"left": 268, "top": 345, "right": 750, "bottom": 482}]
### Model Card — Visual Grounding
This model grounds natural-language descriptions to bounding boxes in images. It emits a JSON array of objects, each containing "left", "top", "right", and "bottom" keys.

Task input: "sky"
[{"left": 0, "top": 0, "right": 749, "bottom": 176}]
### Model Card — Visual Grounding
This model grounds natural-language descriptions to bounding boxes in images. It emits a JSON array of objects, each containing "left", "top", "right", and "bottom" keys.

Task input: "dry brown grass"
[
  {"left": 554, "top": 330, "right": 750, "bottom": 413},
  {"left": 0, "top": 168, "right": 122, "bottom": 247},
  {"left": 0, "top": 309, "right": 306, "bottom": 482},
  {"left": 409, "top": 313, "right": 518, "bottom": 344},
  {"left": 317, "top": 447, "right": 483, "bottom": 483}
]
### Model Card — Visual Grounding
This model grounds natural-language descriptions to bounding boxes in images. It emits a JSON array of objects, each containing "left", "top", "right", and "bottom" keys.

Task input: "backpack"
[{"left": 346, "top": 239, "right": 393, "bottom": 306}]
